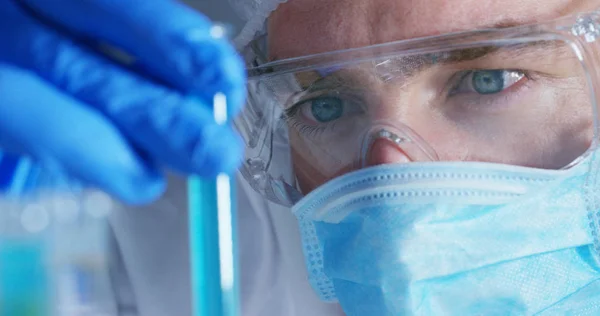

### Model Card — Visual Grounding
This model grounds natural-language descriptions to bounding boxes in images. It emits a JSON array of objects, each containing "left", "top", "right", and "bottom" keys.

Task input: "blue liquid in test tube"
[{"left": 188, "top": 92, "right": 239, "bottom": 316}]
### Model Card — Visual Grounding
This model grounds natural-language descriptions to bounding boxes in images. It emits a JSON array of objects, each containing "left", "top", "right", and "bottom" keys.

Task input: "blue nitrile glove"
[{"left": 0, "top": 0, "right": 246, "bottom": 204}]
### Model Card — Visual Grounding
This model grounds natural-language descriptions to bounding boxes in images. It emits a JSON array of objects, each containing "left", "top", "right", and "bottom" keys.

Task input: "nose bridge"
[
  {"left": 361, "top": 123, "right": 439, "bottom": 167},
  {"left": 361, "top": 65, "right": 439, "bottom": 167},
  {"left": 353, "top": 61, "right": 438, "bottom": 167},
  {"left": 369, "top": 73, "right": 425, "bottom": 124}
]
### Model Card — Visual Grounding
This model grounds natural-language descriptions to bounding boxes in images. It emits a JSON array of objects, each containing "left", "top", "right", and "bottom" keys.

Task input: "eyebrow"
[
  {"left": 409, "top": 41, "right": 561, "bottom": 71},
  {"left": 294, "top": 40, "right": 566, "bottom": 89},
  {"left": 266, "top": 18, "right": 529, "bottom": 62}
]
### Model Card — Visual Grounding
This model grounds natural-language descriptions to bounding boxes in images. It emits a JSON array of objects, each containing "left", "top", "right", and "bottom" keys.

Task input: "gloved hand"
[{"left": 0, "top": 0, "right": 246, "bottom": 204}]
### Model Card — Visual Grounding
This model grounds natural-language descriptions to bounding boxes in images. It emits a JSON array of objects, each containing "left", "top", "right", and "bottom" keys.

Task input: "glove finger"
[
  {"left": 0, "top": 17, "right": 243, "bottom": 175},
  {"left": 11, "top": 0, "right": 246, "bottom": 118},
  {"left": 0, "top": 64, "right": 165, "bottom": 204}
]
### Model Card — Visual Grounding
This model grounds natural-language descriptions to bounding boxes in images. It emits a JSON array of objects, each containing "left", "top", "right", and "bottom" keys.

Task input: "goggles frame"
[{"left": 235, "top": 11, "right": 600, "bottom": 207}]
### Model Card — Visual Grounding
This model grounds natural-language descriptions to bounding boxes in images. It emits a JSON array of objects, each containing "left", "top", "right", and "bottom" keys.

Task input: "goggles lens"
[{"left": 244, "top": 37, "right": 597, "bottom": 195}]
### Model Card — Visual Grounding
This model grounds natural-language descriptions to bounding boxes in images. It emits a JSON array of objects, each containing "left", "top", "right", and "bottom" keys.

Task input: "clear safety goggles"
[{"left": 235, "top": 12, "right": 600, "bottom": 206}]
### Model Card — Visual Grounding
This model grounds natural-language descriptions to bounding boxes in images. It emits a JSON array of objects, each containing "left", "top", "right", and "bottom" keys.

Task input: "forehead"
[{"left": 268, "top": 0, "right": 598, "bottom": 59}]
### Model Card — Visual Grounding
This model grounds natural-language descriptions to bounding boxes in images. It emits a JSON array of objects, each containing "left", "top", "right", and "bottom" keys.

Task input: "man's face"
[{"left": 267, "top": 0, "right": 600, "bottom": 194}]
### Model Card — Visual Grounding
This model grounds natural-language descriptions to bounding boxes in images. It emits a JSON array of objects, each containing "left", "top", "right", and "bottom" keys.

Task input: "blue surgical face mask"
[{"left": 291, "top": 152, "right": 600, "bottom": 316}]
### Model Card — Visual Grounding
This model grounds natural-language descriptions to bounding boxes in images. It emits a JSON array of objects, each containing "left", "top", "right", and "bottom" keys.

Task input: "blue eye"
[
  {"left": 310, "top": 97, "right": 344, "bottom": 123},
  {"left": 472, "top": 70, "right": 505, "bottom": 94},
  {"left": 453, "top": 70, "right": 525, "bottom": 95},
  {"left": 286, "top": 95, "right": 364, "bottom": 131}
]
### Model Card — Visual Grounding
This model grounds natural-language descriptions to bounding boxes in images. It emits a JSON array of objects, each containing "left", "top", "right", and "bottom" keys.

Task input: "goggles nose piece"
[
  {"left": 377, "top": 129, "right": 409, "bottom": 145},
  {"left": 360, "top": 124, "right": 439, "bottom": 168},
  {"left": 366, "top": 131, "right": 412, "bottom": 166}
]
